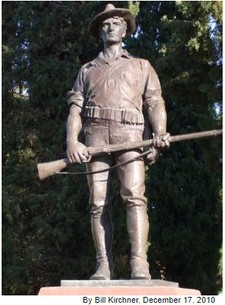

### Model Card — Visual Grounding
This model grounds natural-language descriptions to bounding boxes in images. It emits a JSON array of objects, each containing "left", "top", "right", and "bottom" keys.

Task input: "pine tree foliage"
[{"left": 2, "top": 1, "right": 222, "bottom": 295}]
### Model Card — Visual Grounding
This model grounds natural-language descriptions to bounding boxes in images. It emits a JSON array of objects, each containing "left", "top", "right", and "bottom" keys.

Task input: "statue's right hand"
[{"left": 66, "top": 141, "right": 88, "bottom": 164}]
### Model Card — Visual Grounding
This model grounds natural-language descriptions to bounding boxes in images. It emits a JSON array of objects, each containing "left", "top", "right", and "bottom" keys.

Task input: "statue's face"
[{"left": 99, "top": 16, "right": 127, "bottom": 44}]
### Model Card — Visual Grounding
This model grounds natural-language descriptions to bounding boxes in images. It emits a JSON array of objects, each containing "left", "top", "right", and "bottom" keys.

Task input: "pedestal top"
[
  {"left": 39, "top": 280, "right": 202, "bottom": 295},
  {"left": 61, "top": 279, "right": 179, "bottom": 288}
]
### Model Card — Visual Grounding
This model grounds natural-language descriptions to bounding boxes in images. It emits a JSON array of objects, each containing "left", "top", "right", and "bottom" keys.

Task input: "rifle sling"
[{"left": 56, "top": 149, "right": 152, "bottom": 176}]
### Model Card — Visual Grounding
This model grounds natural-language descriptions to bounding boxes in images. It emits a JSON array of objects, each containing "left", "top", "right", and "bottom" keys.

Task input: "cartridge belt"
[{"left": 83, "top": 106, "right": 144, "bottom": 124}]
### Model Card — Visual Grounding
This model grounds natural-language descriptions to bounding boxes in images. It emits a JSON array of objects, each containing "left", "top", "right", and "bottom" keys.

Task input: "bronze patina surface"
[{"left": 66, "top": 3, "right": 169, "bottom": 280}]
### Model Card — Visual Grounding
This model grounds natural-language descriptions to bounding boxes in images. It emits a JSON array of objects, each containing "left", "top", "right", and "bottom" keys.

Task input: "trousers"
[
  {"left": 84, "top": 118, "right": 150, "bottom": 279},
  {"left": 84, "top": 118, "right": 147, "bottom": 212}
]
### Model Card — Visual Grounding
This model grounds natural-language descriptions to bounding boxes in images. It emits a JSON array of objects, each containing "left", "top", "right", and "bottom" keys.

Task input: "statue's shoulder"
[
  {"left": 78, "top": 60, "right": 97, "bottom": 75},
  {"left": 137, "top": 57, "right": 151, "bottom": 64},
  {"left": 129, "top": 55, "right": 152, "bottom": 69},
  {"left": 80, "top": 61, "right": 94, "bottom": 70}
]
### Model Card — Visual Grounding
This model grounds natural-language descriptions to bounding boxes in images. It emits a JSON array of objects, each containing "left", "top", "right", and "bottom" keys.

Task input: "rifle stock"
[
  {"left": 37, "top": 158, "right": 69, "bottom": 180},
  {"left": 37, "top": 129, "right": 222, "bottom": 180}
]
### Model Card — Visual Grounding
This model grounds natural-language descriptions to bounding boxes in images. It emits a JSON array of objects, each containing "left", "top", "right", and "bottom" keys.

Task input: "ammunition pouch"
[{"left": 82, "top": 106, "right": 144, "bottom": 125}]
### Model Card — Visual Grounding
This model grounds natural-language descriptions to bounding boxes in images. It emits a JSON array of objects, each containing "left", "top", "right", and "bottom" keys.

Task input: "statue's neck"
[{"left": 102, "top": 43, "right": 123, "bottom": 61}]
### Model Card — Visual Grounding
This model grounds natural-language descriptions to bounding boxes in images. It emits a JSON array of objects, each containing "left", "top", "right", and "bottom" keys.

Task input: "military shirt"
[{"left": 67, "top": 49, "right": 164, "bottom": 115}]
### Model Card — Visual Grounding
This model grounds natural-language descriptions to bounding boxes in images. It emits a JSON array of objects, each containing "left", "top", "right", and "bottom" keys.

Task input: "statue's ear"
[{"left": 122, "top": 21, "right": 127, "bottom": 38}]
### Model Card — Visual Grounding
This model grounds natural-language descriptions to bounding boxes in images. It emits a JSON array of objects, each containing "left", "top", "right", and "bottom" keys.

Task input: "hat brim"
[{"left": 90, "top": 8, "right": 136, "bottom": 39}]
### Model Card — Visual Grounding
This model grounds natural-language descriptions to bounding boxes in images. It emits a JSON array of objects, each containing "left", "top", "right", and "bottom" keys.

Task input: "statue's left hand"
[
  {"left": 145, "top": 147, "right": 159, "bottom": 165},
  {"left": 152, "top": 132, "right": 170, "bottom": 149},
  {"left": 145, "top": 132, "right": 170, "bottom": 166}
]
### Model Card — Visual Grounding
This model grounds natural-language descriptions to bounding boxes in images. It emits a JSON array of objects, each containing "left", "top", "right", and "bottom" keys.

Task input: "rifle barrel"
[
  {"left": 87, "top": 129, "right": 222, "bottom": 156},
  {"left": 169, "top": 129, "right": 222, "bottom": 143}
]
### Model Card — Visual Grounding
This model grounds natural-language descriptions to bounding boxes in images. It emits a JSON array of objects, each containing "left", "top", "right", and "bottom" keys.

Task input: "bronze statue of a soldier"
[{"left": 66, "top": 4, "right": 170, "bottom": 280}]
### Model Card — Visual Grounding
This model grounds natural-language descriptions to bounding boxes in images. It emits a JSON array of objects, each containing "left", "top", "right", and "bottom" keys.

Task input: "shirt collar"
[{"left": 90, "top": 49, "right": 132, "bottom": 67}]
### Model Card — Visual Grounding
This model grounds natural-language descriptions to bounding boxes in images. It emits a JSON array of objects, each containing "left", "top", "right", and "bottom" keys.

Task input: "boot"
[
  {"left": 90, "top": 209, "right": 114, "bottom": 280},
  {"left": 127, "top": 205, "right": 151, "bottom": 280}
]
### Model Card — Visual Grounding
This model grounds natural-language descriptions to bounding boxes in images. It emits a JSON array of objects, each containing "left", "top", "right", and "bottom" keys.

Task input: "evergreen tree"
[{"left": 129, "top": 1, "right": 222, "bottom": 294}]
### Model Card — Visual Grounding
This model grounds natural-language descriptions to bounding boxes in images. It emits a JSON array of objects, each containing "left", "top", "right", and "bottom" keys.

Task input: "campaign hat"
[{"left": 90, "top": 3, "right": 136, "bottom": 38}]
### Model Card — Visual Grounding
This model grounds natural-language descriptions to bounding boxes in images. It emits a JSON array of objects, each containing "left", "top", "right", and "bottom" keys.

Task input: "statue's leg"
[
  {"left": 116, "top": 149, "right": 151, "bottom": 280},
  {"left": 126, "top": 204, "right": 150, "bottom": 280},
  {"left": 87, "top": 154, "right": 114, "bottom": 280}
]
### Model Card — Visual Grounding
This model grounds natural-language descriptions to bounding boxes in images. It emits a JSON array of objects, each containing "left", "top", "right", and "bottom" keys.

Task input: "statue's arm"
[
  {"left": 143, "top": 61, "right": 170, "bottom": 149},
  {"left": 66, "top": 104, "right": 87, "bottom": 164}
]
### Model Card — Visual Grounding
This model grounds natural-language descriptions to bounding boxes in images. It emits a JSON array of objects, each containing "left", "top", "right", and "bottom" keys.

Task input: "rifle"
[{"left": 37, "top": 129, "right": 222, "bottom": 180}]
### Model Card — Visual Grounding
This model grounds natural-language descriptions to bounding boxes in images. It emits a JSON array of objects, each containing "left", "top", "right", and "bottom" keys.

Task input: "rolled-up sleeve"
[
  {"left": 67, "top": 65, "right": 86, "bottom": 109},
  {"left": 142, "top": 60, "right": 165, "bottom": 109}
]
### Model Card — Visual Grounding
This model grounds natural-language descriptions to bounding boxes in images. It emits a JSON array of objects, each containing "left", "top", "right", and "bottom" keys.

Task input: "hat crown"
[{"left": 104, "top": 4, "right": 116, "bottom": 12}]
